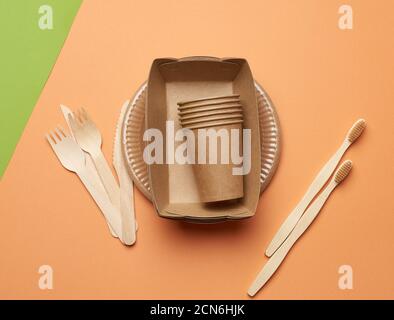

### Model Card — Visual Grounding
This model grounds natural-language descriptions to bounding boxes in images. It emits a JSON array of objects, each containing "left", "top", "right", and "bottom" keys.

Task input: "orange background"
[{"left": 0, "top": 0, "right": 393, "bottom": 299}]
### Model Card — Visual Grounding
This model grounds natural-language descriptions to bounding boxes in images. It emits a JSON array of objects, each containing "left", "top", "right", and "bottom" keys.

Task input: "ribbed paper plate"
[{"left": 122, "top": 81, "right": 280, "bottom": 201}]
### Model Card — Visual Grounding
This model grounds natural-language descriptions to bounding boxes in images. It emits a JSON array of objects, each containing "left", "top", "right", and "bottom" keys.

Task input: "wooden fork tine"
[
  {"left": 81, "top": 107, "right": 90, "bottom": 121},
  {"left": 57, "top": 126, "right": 68, "bottom": 137},
  {"left": 50, "top": 130, "right": 60, "bottom": 143},
  {"left": 72, "top": 108, "right": 81, "bottom": 124},
  {"left": 45, "top": 133, "right": 55, "bottom": 147},
  {"left": 68, "top": 114, "right": 79, "bottom": 131},
  {"left": 55, "top": 127, "right": 65, "bottom": 140},
  {"left": 79, "top": 109, "right": 86, "bottom": 124},
  {"left": 73, "top": 109, "right": 81, "bottom": 124}
]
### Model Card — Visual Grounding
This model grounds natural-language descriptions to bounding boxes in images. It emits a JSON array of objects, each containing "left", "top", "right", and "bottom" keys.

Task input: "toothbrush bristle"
[
  {"left": 347, "top": 119, "right": 366, "bottom": 143},
  {"left": 334, "top": 160, "right": 353, "bottom": 184}
]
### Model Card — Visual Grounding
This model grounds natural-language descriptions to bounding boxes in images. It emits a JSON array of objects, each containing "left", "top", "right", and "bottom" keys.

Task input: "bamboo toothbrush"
[
  {"left": 265, "top": 119, "right": 366, "bottom": 257},
  {"left": 248, "top": 160, "right": 353, "bottom": 297}
]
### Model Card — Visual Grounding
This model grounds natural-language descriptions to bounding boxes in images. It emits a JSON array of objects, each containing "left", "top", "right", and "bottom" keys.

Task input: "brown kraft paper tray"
[{"left": 146, "top": 56, "right": 261, "bottom": 221}]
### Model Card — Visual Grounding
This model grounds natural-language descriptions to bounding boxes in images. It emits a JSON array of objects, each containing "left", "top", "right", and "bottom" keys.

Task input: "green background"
[{"left": 0, "top": 0, "right": 82, "bottom": 177}]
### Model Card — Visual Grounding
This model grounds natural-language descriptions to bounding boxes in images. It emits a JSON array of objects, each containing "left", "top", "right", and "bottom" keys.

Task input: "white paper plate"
[{"left": 121, "top": 81, "right": 281, "bottom": 201}]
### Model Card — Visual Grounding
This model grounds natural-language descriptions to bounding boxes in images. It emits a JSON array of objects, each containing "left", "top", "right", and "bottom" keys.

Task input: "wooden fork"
[
  {"left": 46, "top": 127, "right": 122, "bottom": 238},
  {"left": 68, "top": 109, "right": 120, "bottom": 209},
  {"left": 60, "top": 105, "right": 118, "bottom": 238}
]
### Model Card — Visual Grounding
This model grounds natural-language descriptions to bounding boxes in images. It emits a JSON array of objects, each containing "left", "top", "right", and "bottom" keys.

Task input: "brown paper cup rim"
[
  {"left": 178, "top": 99, "right": 241, "bottom": 111},
  {"left": 186, "top": 119, "right": 244, "bottom": 130},
  {"left": 180, "top": 113, "right": 243, "bottom": 126},
  {"left": 178, "top": 103, "right": 243, "bottom": 115},
  {"left": 178, "top": 93, "right": 240, "bottom": 106},
  {"left": 179, "top": 108, "right": 243, "bottom": 121}
]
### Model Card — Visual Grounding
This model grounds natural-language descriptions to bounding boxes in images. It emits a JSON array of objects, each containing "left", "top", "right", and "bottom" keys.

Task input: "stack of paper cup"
[{"left": 178, "top": 94, "right": 244, "bottom": 203}]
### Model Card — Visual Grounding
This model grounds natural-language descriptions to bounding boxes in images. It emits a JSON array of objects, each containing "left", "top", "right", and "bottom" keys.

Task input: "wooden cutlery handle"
[
  {"left": 120, "top": 184, "right": 136, "bottom": 245},
  {"left": 92, "top": 151, "right": 120, "bottom": 207},
  {"left": 85, "top": 156, "right": 118, "bottom": 238},
  {"left": 60, "top": 106, "right": 118, "bottom": 238},
  {"left": 265, "top": 141, "right": 349, "bottom": 257},
  {"left": 113, "top": 100, "right": 137, "bottom": 245},
  {"left": 77, "top": 168, "right": 122, "bottom": 238},
  {"left": 248, "top": 183, "right": 334, "bottom": 296}
]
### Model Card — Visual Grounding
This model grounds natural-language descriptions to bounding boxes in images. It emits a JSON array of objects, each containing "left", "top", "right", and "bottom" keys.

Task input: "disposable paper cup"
[
  {"left": 186, "top": 119, "right": 244, "bottom": 130},
  {"left": 179, "top": 103, "right": 243, "bottom": 116},
  {"left": 190, "top": 122, "right": 244, "bottom": 202},
  {"left": 180, "top": 113, "right": 243, "bottom": 127},
  {"left": 179, "top": 107, "right": 243, "bottom": 120},
  {"left": 178, "top": 94, "right": 240, "bottom": 107},
  {"left": 177, "top": 94, "right": 245, "bottom": 203},
  {"left": 178, "top": 97, "right": 240, "bottom": 111},
  {"left": 178, "top": 98, "right": 240, "bottom": 110}
]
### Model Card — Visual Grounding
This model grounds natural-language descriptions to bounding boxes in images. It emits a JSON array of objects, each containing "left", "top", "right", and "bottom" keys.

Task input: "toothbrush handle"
[
  {"left": 265, "top": 140, "right": 349, "bottom": 257},
  {"left": 248, "top": 183, "right": 335, "bottom": 296}
]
